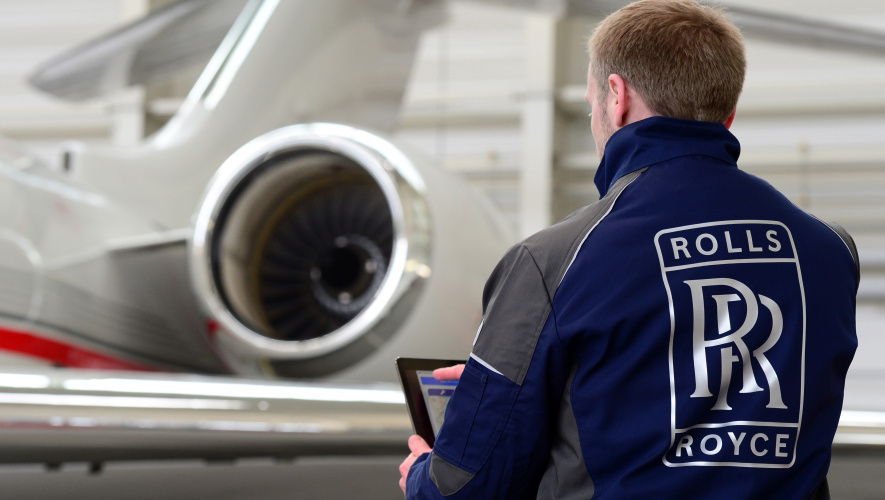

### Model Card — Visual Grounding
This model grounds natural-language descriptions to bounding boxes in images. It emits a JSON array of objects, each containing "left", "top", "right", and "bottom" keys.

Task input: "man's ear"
[
  {"left": 723, "top": 108, "right": 737, "bottom": 129},
  {"left": 607, "top": 74, "right": 629, "bottom": 127}
]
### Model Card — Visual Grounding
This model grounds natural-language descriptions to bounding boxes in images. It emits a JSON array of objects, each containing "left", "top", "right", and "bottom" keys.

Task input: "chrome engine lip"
[{"left": 189, "top": 123, "right": 430, "bottom": 360}]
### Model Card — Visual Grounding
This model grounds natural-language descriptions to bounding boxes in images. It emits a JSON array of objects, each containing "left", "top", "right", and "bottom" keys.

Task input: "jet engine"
[{"left": 190, "top": 123, "right": 511, "bottom": 381}]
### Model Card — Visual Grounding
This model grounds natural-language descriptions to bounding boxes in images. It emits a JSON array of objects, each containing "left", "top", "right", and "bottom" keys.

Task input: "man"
[{"left": 400, "top": 0, "right": 859, "bottom": 498}]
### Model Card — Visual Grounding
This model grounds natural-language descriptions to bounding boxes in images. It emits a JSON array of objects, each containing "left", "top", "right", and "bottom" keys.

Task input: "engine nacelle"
[{"left": 190, "top": 123, "right": 511, "bottom": 381}]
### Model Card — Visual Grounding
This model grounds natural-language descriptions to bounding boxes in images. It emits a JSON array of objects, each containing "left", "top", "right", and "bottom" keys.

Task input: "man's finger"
[
  {"left": 408, "top": 434, "right": 432, "bottom": 454},
  {"left": 400, "top": 435, "right": 433, "bottom": 495},
  {"left": 400, "top": 456, "right": 412, "bottom": 477},
  {"left": 433, "top": 364, "right": 465, "bottom": 381},
  {"left": 399, "top": 454, "right": 416, "bottom": 494}
]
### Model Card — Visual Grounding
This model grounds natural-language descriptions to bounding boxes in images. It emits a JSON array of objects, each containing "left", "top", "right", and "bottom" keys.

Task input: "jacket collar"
[{"left": 593, "top": 116, "right": 741, "bottom": 197}]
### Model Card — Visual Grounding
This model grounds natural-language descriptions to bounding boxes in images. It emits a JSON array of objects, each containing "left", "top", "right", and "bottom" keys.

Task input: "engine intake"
[{"left": 190, "top": 124, "right": 431, "bottom": 377}]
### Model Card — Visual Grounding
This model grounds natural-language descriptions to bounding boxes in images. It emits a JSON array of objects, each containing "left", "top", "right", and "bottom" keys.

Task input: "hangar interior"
[
  {"left": 0, "top": 0, "right": 883, "bottom": 497},
  {"left": 6, "top": 0, "right": 884, "bottom": 292}
]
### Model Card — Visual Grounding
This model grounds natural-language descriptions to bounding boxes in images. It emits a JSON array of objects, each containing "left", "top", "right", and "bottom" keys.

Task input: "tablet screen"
[
  {"left": 416, "top": 370, "right": 459, "bottom": 437},
  {"left": 396, "top": 357, "right": 465, "bottom": 446}
]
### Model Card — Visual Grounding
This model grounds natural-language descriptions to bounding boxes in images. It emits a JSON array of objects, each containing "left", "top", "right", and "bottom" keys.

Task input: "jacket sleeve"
[{"left": 406, "top": 244, "right": 572, "bottom": 499}]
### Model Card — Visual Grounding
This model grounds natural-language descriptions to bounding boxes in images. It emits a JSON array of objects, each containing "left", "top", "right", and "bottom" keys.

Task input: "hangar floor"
[
  {"left": 0, "top": 451, "right": 878, "bottom": 499},
  {"left": 0, "top": 456, "right": 405, "bottom": 500}
]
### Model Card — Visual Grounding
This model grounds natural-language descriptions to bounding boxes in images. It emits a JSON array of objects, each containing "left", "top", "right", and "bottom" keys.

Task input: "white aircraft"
[{"left": 0, "top": 0, "right": 882, "bottom": 495}]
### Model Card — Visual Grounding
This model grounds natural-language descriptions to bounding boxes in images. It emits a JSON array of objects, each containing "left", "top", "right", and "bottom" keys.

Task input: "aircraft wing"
[
  {"left": 28, "top": 0, "right": 249, "bottom": 100},
  {"left": 0, "top": 368, "right": 410, "bottom": 464},
  {"left": 0, "top": 366, "right": 877, "bottom": 465}
]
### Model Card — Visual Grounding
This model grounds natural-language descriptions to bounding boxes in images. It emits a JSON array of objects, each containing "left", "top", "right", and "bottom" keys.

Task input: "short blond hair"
[{"left": 588, "top": 0, "right": 745, "bottom": 123}]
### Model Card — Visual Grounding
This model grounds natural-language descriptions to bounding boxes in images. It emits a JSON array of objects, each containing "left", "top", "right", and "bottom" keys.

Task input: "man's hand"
[
  {"left": 433, "top": 363, "right": 465, "bottom": 381},
  {"left": 399, "top": 364, "right": 464, "bottom": 495},
  {"left": 399, "top": 434, "right": 432, "bottom": 494}
]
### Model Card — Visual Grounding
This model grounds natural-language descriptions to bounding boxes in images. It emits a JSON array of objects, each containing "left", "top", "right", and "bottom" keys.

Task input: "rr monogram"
[{"left": 684, "top": 278, "right": 786, "bottom": 411}]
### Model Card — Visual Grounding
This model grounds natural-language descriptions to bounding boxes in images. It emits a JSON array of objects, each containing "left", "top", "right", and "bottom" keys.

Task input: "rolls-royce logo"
[
  {"left": 684, "top": 278, "right": 786, "bottom": 412},
  {"left": 655, "top": 221, "right": 806, "bottom": 468}
]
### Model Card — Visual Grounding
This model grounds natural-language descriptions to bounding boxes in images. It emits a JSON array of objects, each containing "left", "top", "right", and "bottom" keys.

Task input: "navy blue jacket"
[{"left": 407, "top": 117, "right": 859, "bottom": 499}]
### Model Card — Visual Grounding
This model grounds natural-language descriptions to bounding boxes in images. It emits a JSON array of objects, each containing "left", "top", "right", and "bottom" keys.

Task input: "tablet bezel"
[{"left": 395, "top": 357, "right": 465, "bottom": 447}]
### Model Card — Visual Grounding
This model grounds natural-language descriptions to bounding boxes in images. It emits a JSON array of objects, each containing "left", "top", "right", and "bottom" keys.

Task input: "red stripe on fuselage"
[{"left": 0, "top": 325, "right": 157, "bottom": 371}]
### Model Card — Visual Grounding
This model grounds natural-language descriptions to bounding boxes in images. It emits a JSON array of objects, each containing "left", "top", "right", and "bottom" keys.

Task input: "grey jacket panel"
[
  {"left": 429, "top": 452, "right": 476, "bottom": 496},
  {"left": 536, "top": 364, "right": 595, "bottom": 500},
  {"left": 820, "top": 219, "right": 860, "bottom": 289},
  {"left": 472, "top": 168, "right": 646, "bottom": 386},
  {"left": 523, "top": 168, "right": 649, "bottom": 301},
  {"left": 471, "top": 243, "right": 552, "bottom": 385}
]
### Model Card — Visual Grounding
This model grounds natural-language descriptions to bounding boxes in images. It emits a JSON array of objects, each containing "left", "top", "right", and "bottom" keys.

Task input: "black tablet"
[{"left": 395, "top": 357, "right": 465, "bottom": 447}]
